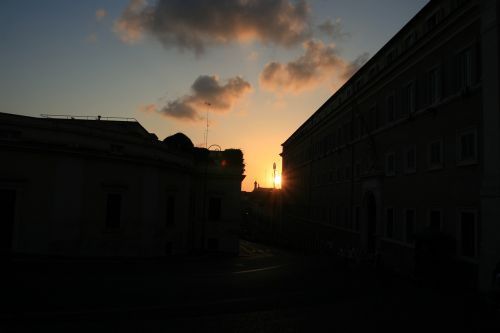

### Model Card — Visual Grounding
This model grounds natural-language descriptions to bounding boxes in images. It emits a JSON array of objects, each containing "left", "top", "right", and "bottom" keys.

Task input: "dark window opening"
[
  {"left": 386, "top": 153, "right": 395, "bottom": 176},
  {"left": 386, "top": 208, "right": 394, "bottom": 238},
  {"left": 106, "top": 193, "right": 121, "bottom": 229},
  {"left": 166, "top": 195, "right": 175, "bottom": 226},
  {"left": 387, "top": 95, "right": 395, "bottom": 123},
  {"left": 429, "top": 141, "right": 442, "bottom": 167},
  {"left": 404, "top": 33, "right": 415, "bottom": 49},
  {"left": 208, "top": 197, "right": 222, "bottom": 221},
  {"left": 403, "top": 82, "right": 416, "bottom": 114},
  {"left": 428, "top": 68, "right": 441, "bottom": 104},
  {"left": 457, "top": 48, "right": 472, "bottom": 90},
  {"left": 354, "top": 206, "right": 360, "bottom": 231},
  {"left": 207, "top": 238, "right": 219, "bottom": 250},
  {"left": 459, "top": 132, "right": 476, "bottom": 162},
  {"left": 406, "top": 148, "right": 416, "bottom": 171},
  {"left": 460, "top": 212, "right": 476, "bottom": 257},
  {"left": 0, "top": 189, "right": 16, "bottom": 251},
  {"left": 110, "top": 144, "right": 124, "bottom": 154},
  {"left": 405, "top": 210, "right": 416, "bottom": 243},
  {"left": 165, "top": 241, "right": 173, "bottom": 255},
  {"left": 430, "top": 210, "right": 441, "bottom": 230}
]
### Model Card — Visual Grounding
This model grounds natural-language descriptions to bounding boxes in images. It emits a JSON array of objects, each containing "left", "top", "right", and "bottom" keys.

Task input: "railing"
[{"left": 40, "top": 114, "right": 137, "bottom": 122}]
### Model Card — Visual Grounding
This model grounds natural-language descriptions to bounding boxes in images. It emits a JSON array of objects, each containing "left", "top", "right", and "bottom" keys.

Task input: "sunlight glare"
[{"left": 274, "top": 174, "right": 282, "bottom": 188}]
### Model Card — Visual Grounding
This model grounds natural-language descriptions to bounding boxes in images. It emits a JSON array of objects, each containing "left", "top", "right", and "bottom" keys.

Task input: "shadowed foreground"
[{"left": 3, "top": 240, "right": 499, "bottom": 332}]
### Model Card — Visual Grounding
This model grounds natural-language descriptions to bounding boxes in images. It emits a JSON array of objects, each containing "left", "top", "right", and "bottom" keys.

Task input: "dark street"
[{"left": 3, "top": 239, "right": 499, "bottom": 332}]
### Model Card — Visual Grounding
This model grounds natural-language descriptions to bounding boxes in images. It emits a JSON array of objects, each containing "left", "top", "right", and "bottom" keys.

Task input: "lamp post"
[{"left": 273, "top": 162, "right": 276, "bottom": 189}]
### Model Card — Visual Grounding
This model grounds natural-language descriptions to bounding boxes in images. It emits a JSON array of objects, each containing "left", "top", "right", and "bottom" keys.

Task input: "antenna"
[{"left": 204, "top": 102, "right": 211, "bottom": 148}]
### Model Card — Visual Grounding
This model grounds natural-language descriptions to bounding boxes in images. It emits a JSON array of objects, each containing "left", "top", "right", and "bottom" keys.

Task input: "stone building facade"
[
  {"left": 281, "top": 0, "right": 500, "bottom": 291},
  {"left": 0, "top": 113, "right": 244, "bottom": 257}
]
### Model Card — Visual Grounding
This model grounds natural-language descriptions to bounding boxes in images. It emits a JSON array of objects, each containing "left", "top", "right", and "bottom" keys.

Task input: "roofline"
[{"left": 282, "top": 0, "right": 436, "bottom": 147}]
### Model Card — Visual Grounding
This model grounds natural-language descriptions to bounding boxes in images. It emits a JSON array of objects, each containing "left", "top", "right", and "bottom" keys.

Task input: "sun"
[{"left": 274, "top": 174, "right": 282, "bottom": 188}]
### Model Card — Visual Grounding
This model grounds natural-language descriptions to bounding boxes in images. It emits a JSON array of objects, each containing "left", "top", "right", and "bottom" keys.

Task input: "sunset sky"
[{"left": 0, "top": 0, "right": 429, "bottom": 191}]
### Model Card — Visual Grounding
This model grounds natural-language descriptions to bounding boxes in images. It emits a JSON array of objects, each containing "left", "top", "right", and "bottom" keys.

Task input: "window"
[
  {"left": 403, "top": 82, "right": 416, "bottom": 114},
  {"left": 345, "top": 165, "right": 351, "bottom": 180},
  {"left": 0, "top": 188, "right": 16, "bottom": 251},
  {"left": 429, "top": 209, "right": 442, "bottom": 231},
  {"left": 165, "top": 241, "right": 173, "bottom": 255},
  {"left": 457, "top": 130, "right": 477, "bottom": 164},
  {"left": 426, "top": 15, "right": 437, "bottom": 31},
  {"left": 110, "top": 144, "right": 124, "bottom": 155},
  {"left": 386, "top": 152, "right": 396, "bottom": 176},
  {"left": 459, "top": 210, "right": 477, "bottom": 258},
  {"left": 452, "top": 0, "right": 467, "bottom": 10},
  {"left": 386, "top": 49, "right": 397, "bottom": 65},
  {"left": 353, "top": 115, "right": 360, "bottom": 139},
  {"left": 428, "top": 140, "right": 443, "bottom": 169},
  {"left": 344, "top": 207, "right": 350, "bottom": 228},
  {"left": 386, "top": 94, "right": 395, "bottom": 123},
  {"left": 428, "top": 67, "right": 441, "bottom": 104},
  {"left": 404, "top": 32, "right": 416, "bottom": 50},
  {"left": 405, "top": 209, "right": 416, "bottom": 244},
  {"left": 426, "top": 9, "right": 443, "bottom": 32},
  {"left": 386, "top": 208, "right": 394, "bottom": 238},
  {"left": 106, "top": 193, "right": 122, "bottom": 229},
  {"left": 0, "top": 130, "right": 22, "bottom": 141},
  {"left": 207, "top": 238, "right": 219, "bottom": 250},
  {"left": 356, "top": 78, "right": 363, "bottom": 91},
  {"left": 208, "top": 197, "right": 222, "bottom": 221},
  {"left": 457, "top": 48, "right": 472, "bottom": 90},
  {"left": 405, "top": 146, "right": 416, "bottom": 173},
  {"left": 360, "top": 114, "right": 366, "bottom": 136},
  {"left": 165, "top": 195, "right": 175, "bottom": 226},
  {"left": 369, "top": 105, "right": 379, "bottom": 130},
  {"left": 354, "top": 206, "right": 360, "bottom": 231}
]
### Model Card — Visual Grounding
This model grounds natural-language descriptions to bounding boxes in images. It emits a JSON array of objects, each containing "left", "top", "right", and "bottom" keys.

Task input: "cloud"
[
  {"left": 259, "top": 40, "right": 370, "bottom": 93},
  {"left": 96, "top": 9, "right": 107, "bottom": 21},
  {"left": 138, "top": 104, "right": 157, "bottom": 113},
  {"left": 317, "top": 18, "right": 349, "bottom": 41},
  {"left": 259, "top": 39, "right": 342, "bottom": 93},
  {"left": 247, "top": 51, "right": 259, "bottom": 62},
  {"left": 341, "top": 52, "right": 370, "bottom": 80},
  {"left": 85, "top": 33, "right": 98, "bottom": 44},
  {"left": 114, "top": 0, "right": 311, "bottom": 54},
  {"left": 152, "top": 75, "right": 252, "bottom": 121}
]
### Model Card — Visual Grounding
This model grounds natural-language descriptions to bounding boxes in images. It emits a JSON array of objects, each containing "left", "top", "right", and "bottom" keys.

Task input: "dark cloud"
[
  {"left": 317, "top": 18, "right": 349, "bottom": 41},
  {"left": 115, "top": 0, "right": 312, "bottom": 54},
  {"left": 161, "top": 99, "right": 200, "bottom": 121},
  {"left": 145, "top": 75, "right": 252, "bottom": 121}
]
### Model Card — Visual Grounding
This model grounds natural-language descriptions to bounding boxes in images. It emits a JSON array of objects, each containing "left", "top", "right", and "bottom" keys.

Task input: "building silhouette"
[
  {"left": 281, "top": 0, "right": 500, "bottom": 291},
  {"left": 0, "top": 112, "right": 244, "bottom": 257}
]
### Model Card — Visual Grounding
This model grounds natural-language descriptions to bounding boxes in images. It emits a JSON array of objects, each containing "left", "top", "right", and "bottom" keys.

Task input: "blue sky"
[{"left": 0, "top": 0, "right": 429, "bottom": 190}]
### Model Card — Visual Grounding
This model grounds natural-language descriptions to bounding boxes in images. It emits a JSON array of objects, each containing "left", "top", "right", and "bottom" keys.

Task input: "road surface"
[{"left": 3, "top": 240, "right": 499, "bottom": 331}]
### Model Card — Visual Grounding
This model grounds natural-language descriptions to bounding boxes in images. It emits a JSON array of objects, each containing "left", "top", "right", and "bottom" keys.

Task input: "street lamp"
[{"left": 273, "top": 162, "right": 276, "bottom": 189}]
